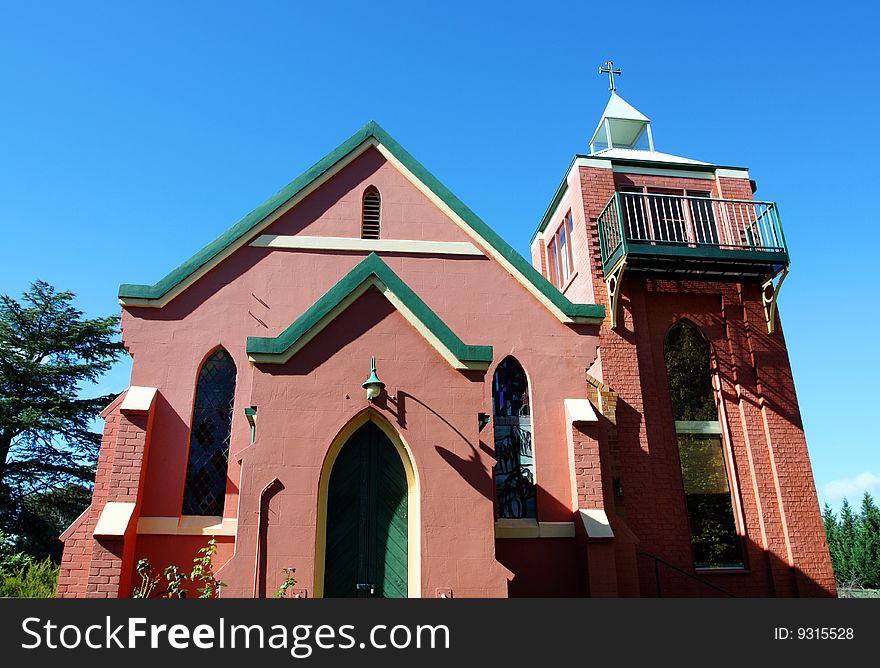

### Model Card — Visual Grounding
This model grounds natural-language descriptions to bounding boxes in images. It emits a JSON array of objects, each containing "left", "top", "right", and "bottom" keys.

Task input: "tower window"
[
  {"left": 547, "top": 211, "right": 575, "bottom": 287},
  {"left": 362, "top": 190, "right": 381, "bottom": 239},
  {"left": 665, "top": 321, "right": 743, "bottom": 569}
]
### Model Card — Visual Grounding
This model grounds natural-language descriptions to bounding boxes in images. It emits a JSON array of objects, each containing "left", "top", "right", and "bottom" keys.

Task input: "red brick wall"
[
  {"left": 57, "top": 396, "right": 123, "bottom": 598},
  {"left": 57, "top": 393, "right": 158, "bottom": 598},
  {"left": 561, "top": 164, "right": 836, "bottom": 597},
  {"left": 495, "top": 538, "right": 583, "bottom": 597},
  {"left": 717, "top": 176, "right": 753, "bottom": 201}
]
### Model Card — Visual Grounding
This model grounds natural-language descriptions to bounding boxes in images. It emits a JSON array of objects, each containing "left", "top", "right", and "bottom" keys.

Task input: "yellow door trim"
[{"left": 313, "top": 409, "right": 421, "bottom": 598}]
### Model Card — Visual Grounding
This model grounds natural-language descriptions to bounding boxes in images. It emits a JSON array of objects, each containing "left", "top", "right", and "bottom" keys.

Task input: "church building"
[{"left": 57, "top": 71, "right": 837, "bottom": 597}]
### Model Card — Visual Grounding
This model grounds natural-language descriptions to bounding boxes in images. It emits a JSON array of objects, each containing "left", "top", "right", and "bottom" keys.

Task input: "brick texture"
[
  {"left": 560, "top": 164, "right": 837, "bottom": 597},
  {"left": 57, "top": 392, "right": 155, "bottom": 598}
]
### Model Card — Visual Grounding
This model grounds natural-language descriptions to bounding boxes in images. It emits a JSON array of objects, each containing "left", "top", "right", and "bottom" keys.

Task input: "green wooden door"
[{"left": 325, "top": 421, "right": 408, "bottom": 598}]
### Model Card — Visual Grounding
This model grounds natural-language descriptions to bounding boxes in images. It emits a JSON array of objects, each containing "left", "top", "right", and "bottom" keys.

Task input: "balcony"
[{"left": 597, "top": 192, "right": 789, "bottom": 281}]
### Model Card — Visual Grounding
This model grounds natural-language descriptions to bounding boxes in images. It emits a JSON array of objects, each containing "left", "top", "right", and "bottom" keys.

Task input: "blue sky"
[{"left": 0, "top": 1, "right": 876, "bottom": 510}]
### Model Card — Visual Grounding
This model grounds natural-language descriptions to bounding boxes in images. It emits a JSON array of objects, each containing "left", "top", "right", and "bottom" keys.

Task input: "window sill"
[
  {"left": 695, "top": 567, "right": 750, "bottom": 575},
  {"left": 494, "top": 519, "right": 575, "bottom": 539},
  {"left": 136, "top": 515, "right": 238, "bottom": 536}
]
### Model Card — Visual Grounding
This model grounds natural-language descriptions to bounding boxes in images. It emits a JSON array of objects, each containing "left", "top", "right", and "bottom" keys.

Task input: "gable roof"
[
  {"left": 118, "top": 121, "right": 604, "bottom": 324},
  {"left": 246, "top": 253, "right": 493, "bottom": 369}
]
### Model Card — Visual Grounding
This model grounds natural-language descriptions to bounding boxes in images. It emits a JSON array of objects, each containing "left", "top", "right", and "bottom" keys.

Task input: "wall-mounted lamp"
[
  {"left": 362, "top": 356, "right": 385, "bottom": 402},
  {"left": 244, "top": 406, "right": 257, "bottom": 443}
]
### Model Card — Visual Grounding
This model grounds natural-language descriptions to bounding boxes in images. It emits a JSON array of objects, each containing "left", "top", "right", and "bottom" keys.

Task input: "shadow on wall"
[
  {"left": 601, "top": 283, "right": 833, "bottom": 598},
  {"left": 636, "top": 535, "right": 833, "bottom": 597},
  {"left": 260, "top": 290, "right": 397, "bottom": 378},
  {"left": 257, "top": 478, "right": 284, "bottom": 598},
  {"left": 614, "top": 364, "right": 832, "bottom": 597}
]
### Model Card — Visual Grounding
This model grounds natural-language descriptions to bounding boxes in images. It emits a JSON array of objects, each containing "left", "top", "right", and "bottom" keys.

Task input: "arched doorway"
[{"left": 324, "top": 420, "right": 408, "bottom": 597}]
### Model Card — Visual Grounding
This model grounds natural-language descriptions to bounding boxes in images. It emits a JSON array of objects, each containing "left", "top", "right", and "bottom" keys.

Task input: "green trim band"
[
  {"left": 246, "top": 253, "right": 493, "bottom": 367},
  {"left": 578, "top": 153, "right": 747, "bottom": 172},
  {"left": 118, "top": 121, "right": 604, "bottom": 324}
]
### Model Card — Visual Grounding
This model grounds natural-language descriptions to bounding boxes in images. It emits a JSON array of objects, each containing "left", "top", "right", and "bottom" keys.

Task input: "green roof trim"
[
  {"left": 531, "top": 156, "right": 577, "bottom": 245},
  {"left": 246, "top": 253, "right": 493, "bottom": 367},
  {"left": 118, "top": 120, "right": 604, "bottom": 323},
  {"left": 118, "top": 122, "right": 382, "bottom": 302}
]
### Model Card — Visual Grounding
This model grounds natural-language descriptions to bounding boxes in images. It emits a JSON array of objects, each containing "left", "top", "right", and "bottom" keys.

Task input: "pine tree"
[
  {"left": 823, "top": 503, "right": 843, "bottom": 578},
  {"left": 853, "top": 493, "right": 880, "bottom": 589},
  {"left": 0, "top": 281, "right": 122, "bottom": 558},
  {"left": 837, "top": 499, "right": 858, "bottom": 586}
]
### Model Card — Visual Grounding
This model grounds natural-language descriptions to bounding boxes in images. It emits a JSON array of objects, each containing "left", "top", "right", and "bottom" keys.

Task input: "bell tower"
[{"left": 529, "top": 65, "right": 835, "bottom": 597}]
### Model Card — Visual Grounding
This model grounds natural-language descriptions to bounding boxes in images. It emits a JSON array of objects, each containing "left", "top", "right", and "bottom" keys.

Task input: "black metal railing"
[{"left": 637, "top": 551, "right": 737, "bottom": 598}]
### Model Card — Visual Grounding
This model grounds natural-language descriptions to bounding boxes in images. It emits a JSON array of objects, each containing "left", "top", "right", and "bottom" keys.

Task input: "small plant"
[
  {"left": 274, "top": 568, "right": 297, "bottom": 598},
  {"left": 190, "top": 537, "right": 225, "bottom": 598},
  {"left": 131, "top": 558, "right": 159, "bottom": 598},
  {"left": 131, "top": 537, "right": 225, "bottom": 599},
  {"left": 162, "top": 565, "right": 188, "bottom": 598}
]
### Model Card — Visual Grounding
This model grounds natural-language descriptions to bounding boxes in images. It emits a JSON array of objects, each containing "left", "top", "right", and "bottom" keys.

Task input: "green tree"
[
  {"left": 0, "top": 281, "right": 122, "bottom": 557},
  {"left": 823, "top": 503, "right": 843, "bottom": 577},
  {"left": 15, "top": 484, "right": 93, "bottom": 561},
  {"left": 837, "top": 499, "right": 858, "bottom": 585},
  {"left": 853, "top": 493, "right": 880, "bottom": 589}
]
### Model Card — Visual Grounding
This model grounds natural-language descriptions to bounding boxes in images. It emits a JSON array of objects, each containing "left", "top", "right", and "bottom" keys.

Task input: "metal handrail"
[
  {"left": 597, "top": 194, "right": 625, "bottom": 264},
  {"left": 597, "top": 191, "right": 787, "bottom": 269},
  {"left": 629, "top": 193, "right": 776, "bottom": 206},
  {"left": 636, "top": 551, "right": 737, "bottom": 598}
]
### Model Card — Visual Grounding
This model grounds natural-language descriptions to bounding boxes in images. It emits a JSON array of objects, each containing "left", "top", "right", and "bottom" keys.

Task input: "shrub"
[{"left": 0, "top": 558, "right": 58, "bottom": 598}]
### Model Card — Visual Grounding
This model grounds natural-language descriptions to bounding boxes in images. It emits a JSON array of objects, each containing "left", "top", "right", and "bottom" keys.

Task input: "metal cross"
[{"left": 599, "top": 61, "right": 621, "bottom": 92}]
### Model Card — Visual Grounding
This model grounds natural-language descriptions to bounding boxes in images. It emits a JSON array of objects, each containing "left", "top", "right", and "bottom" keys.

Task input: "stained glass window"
[
  {"left": 665, "top": 322, "right": 743, "bottom": 568},
  {"left": 182, "top": 348, "right": 237, "bottom": 516},
  {"left": 492, "top": 357, "right": 536, "bottom": 519}
]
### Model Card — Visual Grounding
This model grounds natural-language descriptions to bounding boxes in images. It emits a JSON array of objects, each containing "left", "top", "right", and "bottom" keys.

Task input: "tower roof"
[
  {"left": 589, "top": 92, "right": 653, "bottom": 153},
  {"left": 599, "top": 93, "right": 650, "bottom": 123}
]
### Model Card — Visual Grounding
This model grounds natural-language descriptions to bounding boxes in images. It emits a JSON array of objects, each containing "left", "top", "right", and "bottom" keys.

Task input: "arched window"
[
  {"left": 665, "top": 322, "right": 743, "bottom": 569},
  {"left": 182, "top": 348, "right": 237, "bottom": 516},
  {"left": 492, "top": 356, "right": 536, "bottom": 519},
  {"left": 362, "top": 189, "right": 381, "bottom": 239}
]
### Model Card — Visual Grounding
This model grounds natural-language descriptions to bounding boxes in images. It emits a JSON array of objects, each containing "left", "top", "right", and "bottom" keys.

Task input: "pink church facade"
[{"left": 57, "top": 97, "right": 836, "bottom": 597}]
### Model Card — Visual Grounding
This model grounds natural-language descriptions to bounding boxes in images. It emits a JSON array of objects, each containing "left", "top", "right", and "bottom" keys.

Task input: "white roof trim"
[{"left": 593, "top": 148, "right": 709, "bottom": 165}]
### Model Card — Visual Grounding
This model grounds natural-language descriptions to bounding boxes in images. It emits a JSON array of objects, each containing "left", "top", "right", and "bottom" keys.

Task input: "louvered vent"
[{"left": 362, "top": 191, "right": 381, "bottom": 239}]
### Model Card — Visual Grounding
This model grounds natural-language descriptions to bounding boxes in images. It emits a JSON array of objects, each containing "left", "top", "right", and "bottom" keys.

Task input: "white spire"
[{"left": 589, "top": 92, "right": 654, "bottom": 154}]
